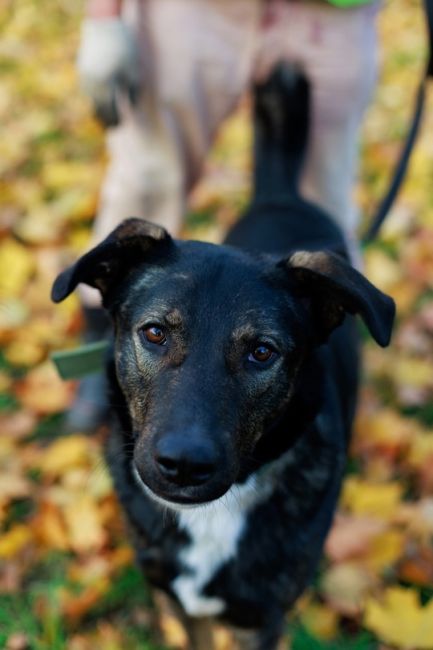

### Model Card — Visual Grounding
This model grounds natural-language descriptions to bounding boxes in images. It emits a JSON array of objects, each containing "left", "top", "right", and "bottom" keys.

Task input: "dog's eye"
[
  {"left": 141, "top": 325, "right": 167, "bottom": 346},
  {"left": 248, "top": 345, "right": 275, "bottom": 364}
]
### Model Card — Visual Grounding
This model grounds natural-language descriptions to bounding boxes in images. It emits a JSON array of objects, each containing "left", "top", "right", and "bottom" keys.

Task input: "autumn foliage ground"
[{"left": 1, "top": 1, "right": 433, "bottom": 648}]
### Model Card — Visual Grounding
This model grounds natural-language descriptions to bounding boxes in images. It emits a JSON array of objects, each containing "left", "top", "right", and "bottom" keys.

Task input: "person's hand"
[{"left": 77, "top": 17, "right": 141, "bottom": 127}]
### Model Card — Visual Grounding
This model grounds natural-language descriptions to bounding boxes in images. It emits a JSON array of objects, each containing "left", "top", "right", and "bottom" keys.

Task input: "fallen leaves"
[
  {"left": 0, "top": 239, "right": 34, "bottom": 297},
  {"left": 1, "top": 0, "right": 433, "bottom": 648},
  {"left": 0, "top": 525, "right": 33, "bottom": 559},
  {"left": 320, "top": 562, "right": 376, "bottom": 618},
  {"left": 341, "top": 478, "right": 403, "bottom": 520},
  {"left": 15, "top": 361, "right": 75, "bottom": 414},
  {"left": 63, "top": 496, "right": 107, "bottom": 554},
  {"left": 326, "top": 515, "right": 387, "bottom": 563},
  {"left": 365, "top": 587, "right": 433, "bottom": 649},
  {"left": 40, "top": 435, "right": 92, "bottom": 477}
]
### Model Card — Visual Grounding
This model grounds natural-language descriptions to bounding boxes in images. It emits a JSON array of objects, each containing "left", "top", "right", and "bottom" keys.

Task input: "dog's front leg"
[
  {"left": 153, "top": 589, "right": 216, "bottom": 650},
  {"left": 186, "top": 616, "right": 216, "bottom": 650}
]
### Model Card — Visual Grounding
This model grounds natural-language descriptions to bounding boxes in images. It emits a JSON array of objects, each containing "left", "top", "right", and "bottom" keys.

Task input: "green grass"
[
  {"left": 0, "top": 555, "right": 169, "bottom": 650},
  {"left": 291, "top": 626, "right": 377, "bottom": 650}
]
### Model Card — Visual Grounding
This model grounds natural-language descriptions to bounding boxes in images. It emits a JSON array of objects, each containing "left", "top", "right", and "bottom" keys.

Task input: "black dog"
[{"left": 52, "top": 67, "right": 395, "bottom": 649}]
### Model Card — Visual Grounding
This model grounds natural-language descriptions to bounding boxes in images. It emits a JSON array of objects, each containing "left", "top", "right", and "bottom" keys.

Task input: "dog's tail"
[{"left": 253, "top": 64, "right": 309, "bottom": 202}]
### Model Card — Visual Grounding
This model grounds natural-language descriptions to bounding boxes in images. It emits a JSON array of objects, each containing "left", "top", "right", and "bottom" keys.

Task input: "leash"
[{"left": 363, "top": 0, "right": 433, "bottom": 243}]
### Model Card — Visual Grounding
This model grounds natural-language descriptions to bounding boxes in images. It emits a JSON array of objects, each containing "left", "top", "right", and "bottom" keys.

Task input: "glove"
[{"left": 77, "top": 17, "right": 141, "bottom": 127}]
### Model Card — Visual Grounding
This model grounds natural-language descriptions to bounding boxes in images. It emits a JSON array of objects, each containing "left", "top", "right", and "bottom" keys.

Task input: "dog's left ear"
[
  {"left": 281, "top": 250, "right": 395, "bottom": 347},
  {"left": 52, "top": 218, "right": 174, "bottom": 303}
]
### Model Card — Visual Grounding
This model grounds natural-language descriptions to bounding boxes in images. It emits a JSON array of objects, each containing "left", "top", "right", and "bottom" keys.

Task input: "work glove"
[{"left": 77, "top": 17, "right": 141, "bottom": 127}]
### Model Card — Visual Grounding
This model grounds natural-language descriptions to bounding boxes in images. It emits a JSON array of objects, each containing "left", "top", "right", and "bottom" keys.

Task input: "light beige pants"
[{"left": 85, "top": 0, "right": 379, "bottom": 305}]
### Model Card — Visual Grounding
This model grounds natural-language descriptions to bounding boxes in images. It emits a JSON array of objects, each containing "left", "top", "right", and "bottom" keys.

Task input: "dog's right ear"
[
  {"left": 281, "top": 250, "right": 395, "bottom": 347},
  {"left": 51, "top": 218, "right": 175, "bottom": 303}
]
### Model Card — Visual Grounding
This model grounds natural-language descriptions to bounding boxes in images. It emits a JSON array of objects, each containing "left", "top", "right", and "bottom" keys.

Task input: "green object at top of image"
[{"left": 326, "top": 0, "right": 374, "bottom": 6}]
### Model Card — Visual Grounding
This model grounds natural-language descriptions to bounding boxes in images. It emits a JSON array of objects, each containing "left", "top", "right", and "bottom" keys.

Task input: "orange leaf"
[
  {"left": 33, "top": 501, "right": 69, "bottom": 551},
  {"left": 60, "top": 578, "right": 110, "bottom": 625},
  {"left": 326, "top": 514, "right": 386, "bottom": 563},
  {"left": 15, "top": 361, "right": 74, "bottom": 415}
]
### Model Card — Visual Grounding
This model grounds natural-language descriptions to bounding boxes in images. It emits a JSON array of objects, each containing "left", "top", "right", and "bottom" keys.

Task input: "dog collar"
[{"left": 51, "top": 340, "right": 109, "bottom": 380}]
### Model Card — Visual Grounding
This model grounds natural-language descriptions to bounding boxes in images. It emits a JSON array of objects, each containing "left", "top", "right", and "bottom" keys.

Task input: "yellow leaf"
[
  {"left": 13, "top": 208, "right": 64, "bottom": 245},
  {"left": 67, "top": 226, "right": 92, "bottom": 252},
  {"left": 300, "top": 603, "right": 339, "bottom": 641},
  {"left": 388, "top": 278, "right": 421, "bottom": 316},
  {"left": 394, "top": 356, "right": 433, "bottom": 389},
  {"left": 365, "top": 587, "right": 433, "bottom": 649},
  {"left": 0, "top": 473, "right": 31, "bottom": 505},
  {"left": 159, "top": 611, "right": 189, "bottom": 649},
  {"left": 63, "top": 495, "right": 107, "bottom": 553},
  {"left": 42, "top": 161, "right": 97, "bottom": 191},
  {"left": 341, "top": 478, "right": 403, "bottom": 520},
  {"left": 365, "top": 529, "right": 405, "bottom": 572},
  {"left": 4, "top": 338, "right": 45, "bottom": 367},
  {"left": 354, "top": 408, "right": 415, "bottom": 458},
  {"left": 86, "top": 461, "right": 113, "bottom": 499},
  {"left": 40, "top": 435, "right": 92, "bottom": 477},
  {"left": 0, "top": 239, "right": 34, "bottom": 298},
  {"left": 408, "top": 431, "right": 433, "bottom": 467},
  {"left": 0, "top": 524, "right": 32, "bottom": 558},
  {"left": 0, "top": 371, "right": 12, "bottom": 392},
  {"left": 364, "top": 249, "right": 402, "bottom": 292},
  {"left": 321, "top": 563, "right": 374, "bottom": 617}
]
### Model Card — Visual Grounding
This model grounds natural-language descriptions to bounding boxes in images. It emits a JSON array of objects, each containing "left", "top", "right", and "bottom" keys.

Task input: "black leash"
[{"left": 363, "top": 0, "right": 433, "bottom": 243}]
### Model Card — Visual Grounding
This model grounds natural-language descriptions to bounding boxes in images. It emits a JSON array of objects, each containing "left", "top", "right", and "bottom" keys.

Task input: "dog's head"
[{"left": 52, "top": 219, "right": 395, "bottom": 508}]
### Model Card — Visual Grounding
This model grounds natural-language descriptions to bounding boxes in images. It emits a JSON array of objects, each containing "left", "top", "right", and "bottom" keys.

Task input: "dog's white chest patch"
[
  {"left": 171, "top": 480, "right": 259, "bottom": 617},
  {"left": 132, "top": 455, "right": 295, "bottom": 618}
]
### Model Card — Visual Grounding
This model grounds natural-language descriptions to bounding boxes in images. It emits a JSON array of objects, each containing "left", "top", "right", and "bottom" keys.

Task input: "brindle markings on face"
[
  {"left": 114, "top": 273, "right": 191, "bottom": 429},
  {"left": 164, "top": 307, "right": 183, "bottom": 328},
  {"left": 227, "top": 315, "right": 301, "bottom": 452},
  {"left": 230, "top": 319, "right": 294, "bottom": 354},
  {"left": 115, "top": 254, "right": 304, "bottom": 484}
]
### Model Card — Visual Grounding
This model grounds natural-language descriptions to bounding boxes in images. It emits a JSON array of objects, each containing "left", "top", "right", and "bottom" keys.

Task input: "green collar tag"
[{"left": 51, "top": 340, "right": 110, "bottom": 380}]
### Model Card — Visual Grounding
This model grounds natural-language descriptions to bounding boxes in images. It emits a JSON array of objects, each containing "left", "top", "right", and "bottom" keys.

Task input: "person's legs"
[
  {"left": 256, "top": 0, "right": 380, "bottom": 256},
  {"left": 148, "top": 0, "right": 262, "bottom": 191},
  {"left": 94, "top": 0, "right": 261, "bottom": 236},
  {"left": 81, "top": 0, "right": 261, "bottom": 307}
]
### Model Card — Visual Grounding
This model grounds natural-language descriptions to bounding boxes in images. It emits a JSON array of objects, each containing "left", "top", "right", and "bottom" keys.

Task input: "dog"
[{"left": 52, "top": 66, "right": 395, "bottom": 650}]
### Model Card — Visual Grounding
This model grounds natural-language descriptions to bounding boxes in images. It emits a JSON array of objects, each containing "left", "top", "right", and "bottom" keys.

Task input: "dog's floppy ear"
[
  {"left": 281, "top": 250, "right": 395, "bottom": 347},
  {"left": 52, "top": 218, "right": 174, "bottom": 303}
]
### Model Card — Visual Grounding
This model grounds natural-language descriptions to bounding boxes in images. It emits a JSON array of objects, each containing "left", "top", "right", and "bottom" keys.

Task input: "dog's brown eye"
[
  {"left": 142, "top": 325, "right": 166, "bottom": 345},
  {"left": 249, "top": 345, "right": 274, "bottom": 364}
]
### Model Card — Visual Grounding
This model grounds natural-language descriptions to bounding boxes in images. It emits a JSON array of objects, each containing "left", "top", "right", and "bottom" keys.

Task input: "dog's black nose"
[{"left": 154, "top": 435, "right": 217, "bottom": 487}]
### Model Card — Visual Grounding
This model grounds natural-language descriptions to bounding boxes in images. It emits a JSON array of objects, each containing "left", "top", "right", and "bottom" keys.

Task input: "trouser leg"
[{"left": 83, "top": 0, "right": 261, "bottom": 307}]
